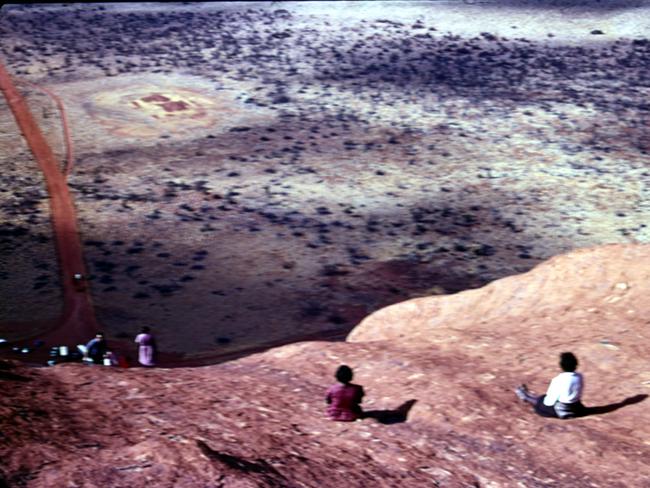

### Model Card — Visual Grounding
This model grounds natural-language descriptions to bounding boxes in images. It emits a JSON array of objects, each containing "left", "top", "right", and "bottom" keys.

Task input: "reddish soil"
[
  {"left": 0, "top": 62, "right": 98, "bottom": 345},
  {"left": 161, "top": 100, "right": 189, "bottom": 112},
  {"left": 25, "top": 81, "right": 75, "bottom": 176},
  {"left": 141, "top": 93, "right": 170, "bottom": 103}
]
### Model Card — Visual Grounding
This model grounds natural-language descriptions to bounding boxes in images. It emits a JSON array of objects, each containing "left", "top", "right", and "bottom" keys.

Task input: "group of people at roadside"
[
  {"left": 326, "top": 351, "right": 587, "bottom": 422},
  {"left": 81, "top": 326, "right": 156, "bottom": 367}
]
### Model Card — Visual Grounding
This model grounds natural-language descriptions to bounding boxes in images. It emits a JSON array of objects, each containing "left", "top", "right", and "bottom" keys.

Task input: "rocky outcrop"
[
  {"left": 351, "top": 243, "right": 650, "bottom": 345},
  {"left": 2, "top": 244, "right": 649, "bottom": 487}
]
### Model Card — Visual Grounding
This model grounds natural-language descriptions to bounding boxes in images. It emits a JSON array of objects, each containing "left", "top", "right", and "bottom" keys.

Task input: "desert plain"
[
  {"left": 1, "top": 1, "right": 648, "bottom": 360},
  {"left": 1, "top": 2, "right": 650, "bottom": 487}
]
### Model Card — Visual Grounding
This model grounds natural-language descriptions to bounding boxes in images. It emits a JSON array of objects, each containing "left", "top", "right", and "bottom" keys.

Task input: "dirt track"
[
  {"left": 0, "top": 63, "right": 241, "bottom": 366},
  {"left": 0, "top": 62, "right": 98, "bottom": 345}
]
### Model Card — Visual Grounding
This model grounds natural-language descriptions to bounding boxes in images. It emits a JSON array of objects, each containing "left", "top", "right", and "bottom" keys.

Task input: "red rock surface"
[{"left": 2, "top": 244, "right": 649, "bottom": 487}]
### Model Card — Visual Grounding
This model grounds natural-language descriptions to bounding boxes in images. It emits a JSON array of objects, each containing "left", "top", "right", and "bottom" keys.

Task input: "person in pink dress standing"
[
  {"left": 134, "top": 326, "right": 156, "bottom": 367},
  {"left": 325, "top": 365, "right": 365, "bottom": 421}
]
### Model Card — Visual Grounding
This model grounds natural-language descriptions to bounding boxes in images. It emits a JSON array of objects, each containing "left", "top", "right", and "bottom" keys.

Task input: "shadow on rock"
[
  {"left": 0, "top": 371, "right": 31, "bottom": 382},
  {"left": 196, "top": 439, "right": 291, "bottom": 485},
  {"left": 583, "top": 394, "right": 647, "bottom": 417},
  {"left": 362, "top": 399, "right": 417, "bottom": 424},
  {"left": 0, "top": 361, "right": 31, "bottom": 382}
]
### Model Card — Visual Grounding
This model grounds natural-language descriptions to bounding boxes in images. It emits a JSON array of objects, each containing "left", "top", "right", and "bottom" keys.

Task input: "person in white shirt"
[{"left": 516, "top": 352, "right": 587, "bottom": 419}]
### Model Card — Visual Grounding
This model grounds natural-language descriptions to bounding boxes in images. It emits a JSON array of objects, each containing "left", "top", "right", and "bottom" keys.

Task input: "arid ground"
[{"left": 0, "top": 1, "right": 648, "bottom": 360}]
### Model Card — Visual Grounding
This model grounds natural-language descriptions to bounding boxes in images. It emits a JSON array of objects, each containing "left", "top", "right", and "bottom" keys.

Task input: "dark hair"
[
  {"left": 142, "top": 326, "right": 151, "bottom": 333},
  {"left": 559, "top": 352, "right": 578, "bottom": 372},
  {"left": 335, "top": 365, "right": 353, "bottom": 384}
]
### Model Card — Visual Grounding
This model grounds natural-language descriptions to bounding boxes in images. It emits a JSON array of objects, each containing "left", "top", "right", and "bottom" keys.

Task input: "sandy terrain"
[{"left": 0, "top": 2, "right": 648, "bottom": 360}]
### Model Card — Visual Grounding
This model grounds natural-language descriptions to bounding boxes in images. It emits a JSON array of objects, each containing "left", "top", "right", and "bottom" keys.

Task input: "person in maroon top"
[{"left": 326, "top": 365, "right": 365, "bottom": 421}]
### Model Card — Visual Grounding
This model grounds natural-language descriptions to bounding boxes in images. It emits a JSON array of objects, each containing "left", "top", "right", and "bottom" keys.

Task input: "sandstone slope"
[{"left": 2, "top": 244, "right": 649, "bottom": 487}]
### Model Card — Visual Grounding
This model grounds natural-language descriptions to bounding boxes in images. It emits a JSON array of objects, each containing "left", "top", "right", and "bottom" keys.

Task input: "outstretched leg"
[
  {"left": 515, "top": 384, "right": 539, "bottom": 405},
  {"left": 516, "top": 385, "right": 558, "bottom": 418}
]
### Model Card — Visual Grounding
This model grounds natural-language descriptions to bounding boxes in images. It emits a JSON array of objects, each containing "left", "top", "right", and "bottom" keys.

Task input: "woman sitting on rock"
[
  {"left": 326, "top": 365, "right": 365, "bottom": 421},
  {"left": 516, "top": 351, "right": 587, "bottom": 419}
]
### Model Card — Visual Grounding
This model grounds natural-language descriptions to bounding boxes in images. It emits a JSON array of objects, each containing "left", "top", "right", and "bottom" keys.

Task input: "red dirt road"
[
  {"left": 26, "top": 81, "right": 75, "bottom": 175},
  {"left": 0, "top": 62, "right": 98, "bottom": 345}
]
